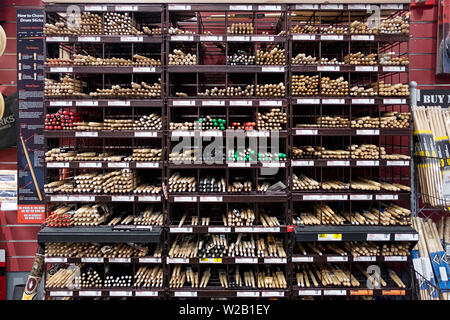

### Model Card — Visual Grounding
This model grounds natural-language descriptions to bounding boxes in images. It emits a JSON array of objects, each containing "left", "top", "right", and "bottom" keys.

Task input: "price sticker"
[
  {"left": 202, "top": 100, "right": 224, "bottom": 106},
  {"left": 295, "top": 129, "right": 318, "bottom": 135},
  {"left": 174, "top": 291, "right": 197, "bottom": 297},
  {"left": 134, "top": 131, "right": 157, "bottom": 137},
  {"left": 47, "top": 162, "right": 69, "bottom": 168},
  {"left": 351, "top": 35, "right": 374, "bottom": 41},
  {"left": 355, "top": 66, "right": 377, "bottom": 72},
  {"left": 356, "top": 129, "right": 379, "bottom": 135},
  {"left": 81, "top": 257, "right": 104, "bottom": 263},
  {"left": 109, "top": 258, "right": 131, "bottom": 263},
  {"left": 383, "top": 66, "right": 405, "bottom": 72},
  {"left": 133, "top": 67, "right": 155, "bottom": 73},
  {"left": 230, "top": 100, "right": 252, "bottom": 106},
  {"left": 322, "top": 195, "right": 348, "bottom": 200},
  {"left": 46, "top": 37, "right": 68, "bottom": 42},
  {"left": 234, "top": 227, "right": 254, "bottom": 233},
  {"left": 50, "top": 195, "right": 68, "bottom": 202},
  {"left": 138, "top": 195, "right": 161, "bottom": 202},
  {"left": 120, "top": 36, "right": 143, "bottom": 42},
  {"left": 252, "top": 36, "right": 274, "bottom": 42},
  {"left": 387, "top": 161, "right": 409, "bottom": 166},
  {"left": 50, "top": 67, "right": 73, "bottom": 73},
  {"left": 200, "top": 196, "right": 223, "bottom": 202},
  {"left": 76, "top": 100, "right": 98, "bottom": 106},
  {"left": 237, "top": 291, "right": 260, "bottom": 297},
  {"left": 108, "top": 100, "right": 130, "bottom": 106},
  {"left": 327, "top": 256, "right": 348, "bottom": 262},
  {"left": 383, "top": 98, "right": 406, "bottom": 104},
  {"left": 208, "top": 227, "right": 231, "bottom": 233},
  {"left": 115, "top": 5, "right": 138, "bottom": 11},
  {"left": 323, "top": 290, "right": 346, "bottom": 296},
  {"left": 228, "top": 163, "right": 251, "bottom": 168},
  {"left": 298, "top": 290, "right": 321, "bottom": 296},
  {"left": 50, "top": 100, "right": 72, "bottom": 106},
  {"left": 367, "top": 234, "right": 391, "bottom": 241},
  {"left": 321, "top": 35, "right": 343, "bottom": 41},
  {"left": 200, "top": 258, "right": 222, "bottom": 263},
  {"left": 356, "top": 161, "right": 379, "bottom": 166},
  {"left": 318, "top": 234, "right": 342, "bottom": 241},
  {"left": 235, "top": 258, "right": 257, "bottom": 264},
  {"left": 79, "top": 291, "right": 102, "bottom": 297},
  {"left": 296, "top": 98, "right": 320, "bottom": 105},
  {"left": 107, "top": 162, "right": 129, "bottom": 168},
  {"left": 293, "top": 34, "right": 316, "bottom": 41},
  {"left": 381, "top": 4, "right": 403, "bottom": 10},
  {"left": 321, "top": 4, "right": 343, "bottom": 10},
  {"left": 327, "top": 161, "right": 349, "bottom": 166},
  {"left": 264, "top": 258, "right": 287, "bottom": 264},
  {"left": 385, "top": 256, "right": 407, "bottom": 262},
  {"left": 167, "top": 258, "right": 189, "bottom": 264},
  {"left": 258, "top": 5, "right": 281, "bottom": 10},
  {"left": 295, "top": 4, "right": 318, "bottom": 10},
  {"left": 261, "top": 66, "right": 284, "bottom": 72},
  {"left": 174, "top": 196, "right": 197, "bottom": 202},
  {"left": 200, "top": 36, "right": 223, "bottom": 42},
  {"left": 173, "top": 100, "right": 196, "bottom": 106},
  {"left": 229, "top": 5, "right": 252, "bottom": 10},
  {"left": 350, "top": 194, "right": 372, "bottom": 200},
  {"left": 376, "top": 194, "right": 398, "bottom": 200},
  {"left": 317, "top": 65, "right": 340, "bottom": 72},
  {"left": 352, "top": 99, "right": 374, "bottom": 104},
  {"left": 110, "top": 291, "right": 132, "bottom": 297},
  {"left": 322, "top": 98, "right": 344, "bottom": 104},
  {"left": 172, "top": 131, "right": 193, "bottom": 137},
  {"left": 84, "top": 5, "right": 107, "bottom": 11},
  {"left": 349, "top": 4, "right": 371, "bottom": 10},
  {"left": 171, "top": 35, "right": 194, "bottom": 41},
  {"left": 227, "top": 36, "right": 250, "bottom": 42},
  {"left": 259, "top": 100, "right": 282, "bottom": 106},
  {"left": 354, "top": 256, "right": 376, "bottom": 262},
  {"left": 111, "top": 196, "right": 134, "bottom": 202},
  {"left": 168, "top": 4, "right": 191, "bottom": 10},
  {"left": 77, "top": 36, "right": 100, "bottom": 42},
  {"left": 45, "top": 257, "right": 67, "bottom": 263},
  {"left": 50, "top": 291, "right": 72, "bottom": 297},
  {"left": 261, "top": 162, "right": 285, "bottom": 168},
  {"left": 75, "top": 132, "right": 98, "bottom": 137},
  {"left": 136, "top": 162, "right": 159, "bottom": 168},
  {"left": 303, "top": 195, "right": 322, "bottom": 201},
  {"left": 292, "top": 256, "right": 314, "bottom": 262},
  {"left": 170, "top": 227, "right": 193, "bottom": 233},
  {"left": 262, "top": 291, "right": 284, "bottom": 297},
  {"left": 135, "top": 291, "right": 158, "bottom": 297},
  {"left": 79, "top": 162, "right": 102, "bottom": 168},
  {"left": 292, "top": 160, "right": 314, "bottom": 167},
  {"left": 139, "top": 257, "right": 161, "bottom": 263},
  {"left": 394, "top": 234, "right": 419, "bottom": 241}
]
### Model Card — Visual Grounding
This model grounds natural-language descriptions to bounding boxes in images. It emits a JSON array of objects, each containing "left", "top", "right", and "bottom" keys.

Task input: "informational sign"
[
  {"left": 0, "top": 170, "right": 17, "bottom": 210},
  {"left": 418, "top": 89, "right": 450, "bottom": 107},
  {"left": 16, "top": 10, "right": 45, "bottom": 222}
]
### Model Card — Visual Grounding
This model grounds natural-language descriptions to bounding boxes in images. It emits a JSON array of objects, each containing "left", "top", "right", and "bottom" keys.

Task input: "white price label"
[
  {"left": 387, "top": 161, "right": 409, "bottom": 166},
  {"left": 237, "top": 291, "right": 260, "bottom": 297},
  {"left": 120, "top": 36, "right": 143, "bottom": 42},
  {"left": 367, "top": 234, "right": 391, "bottom": 241},
  {"left": 49, "top": 101, "right": 72, "bottom": 106},
  {"left": 46, "top": 37, "right": 68, "bottom": 42},
  {"left": 77, "top": 36, "right": 100, "bottom": 42},
  {"left": 385, "top": 256, "right": 407, "bottom": 262},
  {"left": 108, "top": 162, "right": 129, "bottom": 168},
  {"left": 136, "top": 162, "right": 159, "bottom": 168},
  {"left": 247, "top": 131, "right": 269, "bottom": 137},
  {"left": 295, "top": 129, "right": 318, "bottom": 135},
  {"left": 67, "top": 195, "right": 94, "bottom": 202},
  {"left": 108, "top": 100, "right": 130, "bottom": 106},
  {"left": 173, "top": 100, "right": 195, "bottom": 106},
  {"left": 349, "top": 4, "right": 371, "bottom": 10},
  {"left": 262, "top": 291, "right": 284, "bottom": 297},
  {"left": 292, "top": 34, "right": 316, "bottom": 40},
  {"left": 327, "top": 256, "right": 348, "bottom": 262},
  {"left": 352, "top": 99, "right": 374, "bottom": 104},
  {"left": 45, "top": 257, "right": 67, "bottom": 263},
  {"left": 252, "top": 36, "right": 274, "bottom": 42},
  {"left": 234, "top": 227, "right": 254, "bottom": 233},
  {"left": 258, "top": 5, "right": 281, "bottom": 10},
  {"left": 172, "top": 131, "right": 193, "bottom": 137},
  {"left": 383, "top": 99, "right": 406, "bottom": 104},
  {"left": 303, "top": 195, "right": 322, "bottom": 201},
  {"left": 75, "top": 132, "right": 98, "bottom": 137},
  {"left": 350, "top": 194, "right": 372, "bottom": 200},
  {"left": 174, "top": 291, "right": 197, "bottom": 297},
  {"left": 50, "top": 291, "right": 72, "bottom": 297},
  {"left": 168, "top": 4, "right": 191, "bottom": 10},
  {"left": 134, "top": 131, "right": 157, "bottom": 137},
  {"left": 50, "top": 67, "right": 73, "bottom": 73},
  {"left": 81, "top": 257, "right": 104, "bottom": 263},
  {"left": 135, "top": 291, "right": 158, "bottom": 297},
  {"left": 327, "top": 161, "right": 349, "bottom": 166},
  {"left": 354, "top": 256, "right": 376, "bottom": 262},
  {"left": 227, "top": 36, "right": 250, "bottom": 42},
  {"left": 259, "top": 227, "right": 280, "bottom": 233},
  {"left": 317, "top": 65, "right": 340, "bottom": 72},
  {"left": 200, "top": 36, "right": 223, "bottom": 42},
  {"left": 230, "top": 100, "right": 252, "bottom": 106},
  {"left": 298, "top": 290, "right": 321, "bottom": 296},
  {"left": 208, "top": 227, "right": 231, "bottom": 233},
  {"left": 133, "top": 67, "right": 155, "bottom": 73},
  {"left": 170, "top": 227, "right": 193, "bottom": 233},
  {"left": 228, "top": 162, "right": 251, "bottom": 168},
  {"left": 84, "top": 5, "right": 107, "bottom": 11},
  {"left": 167, "top": 258, "right": 189, "bottom": 264},
  {"left": 79, "top": 291, "right": 101, "bottom": 297},
  {"left": 356, "top": 129, "right": 379, "bottom": 135},
  {"left": 292, "top": 160, "right": 314, "bottom": 167},
  {"left": 355, "top": 66, "right": 378, "bottom": 72},
  {"left": 139, "top": 257, "right": 161, "bottom": 263},
  {"left": 292, "top": 256, "right": 314, "bottom": 262},
  {"left": 264, "top": 258, "right": 286, "bottom": 264},
  {"left": 261, "top": 162, "right": 285, "bottom": 168},
  {"left": 322, "top": 195, "right": 348, "bottom": 201},
  {"left": 200, "top": 196, "right": 223, "bottom": 202},
  {"left": 109, "top": 258, "right": 131, "bottom": 263},
  {"left": 235, "top": 258, "right": 258, "bottom": 264},
  {"left": 47, "top": 162, "right": 69, "bottom": 168},
  {"left": 79, "top": 162, "right": 102, "bottom": 168},
  {"left": 383, "top": 66, "right": 405, "bottom": 72},
  {"left": 261, "top": 66, "right": 284, "bottom": 72},
  {"left": 324, "top": 290, "right": 346, "bottom": 296},
  {"left": 259, "top": 100, "right": 282, "bottom": 106},
  {"left": 174, "top": 196, "right": 197, "bottom": 202},
  {"left": 321, "top": 4, "right": 343, "bottom": 10},
  {"left": 115, "top": 5, "right": 138, "bottom": 11},
  {"left": 351, "top": 35, "right": 374, "bottom": 41},
  {"left": 171, "top": 35, "right": 194, "bottom": 41},
  {"left": 376, "top": 194, "right": 398, "bottom": 200},
  {"left": 202, "top": 100, "right": 224, "bottom": 106},
  {"left": 381, "top": 4, "right": 403, "bottom": 10},
  {"left": 321, "top": 35, "right": 343, "bottom": 41},
  {"left": 229, "top": 5, "right": 252, "bottom": 10},
  {"left": 322, "top": 98, "right": 344, "bottom": 104},
  {"left": 356, "top": 161, "right": 379, "bottom": 166},
  {"left": 50, "top": 196, "right": 68, "bottom": 202},
  {"left": 76, "top": 100, "right": 98, "bottom": 106},
  {"left": 138, "top": 195, "right": 161, "bottom": 202},
  {"left": 200, "top": 131, "right": 222, "bottom": 137},
  {"left": 111, "top": 196, "right": 134, "bottom": 202},
  {"left": 395, "top": 234, "right": 418, "bottom": 241},
  {"left": 296, "top": 98, "right": 320, "bottom": 104},
  {"left": 110, "top": 291, "right": 132, "bottom": 297}
]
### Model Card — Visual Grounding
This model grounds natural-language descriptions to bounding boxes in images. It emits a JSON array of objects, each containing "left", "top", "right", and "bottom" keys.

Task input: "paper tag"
[
  {"left": 200, "top": 35, "right": 223, "bottom": 41},
  {"left": 120, "top": 36, "right": 143, "bottom": 42},
  {"left": 321, "top": 35, "right": 343, "bottom": 41},
  {"left": 356, "top": 129, "right": 379, "bottom": 135},
  {"left": 318, "top": 234, "right": 342, "bottom": 241},
  {"left": 208, "top": 227, "right": 231, "bottom": 233},
  {"left": 383, "top": 66, "right": 405, "bottom": 72},
  {"left": 260, "top": 227, "right": 280, "bottom": 233},
  {"left": 351, "top": 35, "right": 374, "bottom": 41},
  {"left": 173, "top": 100, "right": 196, "bottom": 106},
  {"left": 229, "top": 5, "right": 252, "bottom": 10},
  {"left": 139, "top": 257, "right": 161, "bottom": 263},
  {"left": 47, "top": 162, "right": 69, "bottom": 168},
  {"left": 383, "top": 99, "right": 406, "bottom": 104},
  {"left": 75, "top": 132, "right": 98, "bottom": 137},
  {"left": 252, "top": 36, "right": 274, "bottom": 42},
  {"left": 133, "top": 67, "right": 155, "bottom": 73},
  {"left": 81, "top": 257, "right": 104, "bottom": 263},
  {"left": 327, "top": 161, "right": 349, "bottom": 166},
  {"left": 235, "top": 258, "right": 258, "bottom": 264},
  {"left": 200, "top": 131, "right": 222, "bottom": 137},
  {"left": 237, "top": 291, "right": 260, "bottom": 297},
  {"left": 200, "top": 258, "right": 222, "bottom": 263},
  {"left": 298, "top": 290, "right": 321, "bottom": 296},
  {"left": 247, "top": 131, "right": 269, "bottom": 137},
  {"left": 135, "top": 291, "right": 158, "bottom": 297},
  {"left": 292, "top": 160, "right": 314, "bottom": 167},
  {"left": 76, "top": 100, "right": 98, "bottom": 106},
  {"left": 323, "top": 290, "right": 346, "bottom": 296},
  {"left": 387, "top": 161, "right": 409, "bottom": 166},
  {"left": 258, "top": 5, "right": 281, "bottom": 10},
  {"left": 50, "top": 291, "right": 72, "bottom": 297},
  {"left": 134, "top": 131, "right": 157, "bottom": 137},
  {"left": 385, "top": 256, "right": 407, "bottom": 262},
  {"left": 175, "top": 291, "right": 197, "bottom": 297},
  {"left": 46, "top": 37, "right": 68, "bottom": 42},
  {"left": 171, "top": 35, "right": 194, "bottom": 41},
  {"left": 50, "top": 67, "right": 73, "bottom": 73},
  {"left": 230, "top": 100, "right": 252, "bottom": 106},
  {"left": 327, "top": 256, "right": 348, "bottom": 262},
  {"left": 67, "top": 195, "right": 94, "bottom": 202},
  {"left": 136, "top": 162, "right": 159, "bottom": 168},
  {"left": 376, "top": 194, "right": 398, "bottom": 200},
  {"left": 352, "top": 98, "right": 374, "bottom": 104},
  {"left": 322, "top": 195, "right": 348, "bottom": 200},
  {"left": 381, "top": 4, "right": 403, "bottom": 10},
  {"left": 200, "top": 196, "right": 223, "bottom": 202},
  {"left": 349, "top": 4, "right": 371, "bottom": 10},
  {"left": 108, "top": 100, "right": 130, "bottom": 106},
  {"left": 321, "top": 4, "right": 343, "bottom": 10},
  {"left": 354, "top": 256, "right": 376, "bottom": 262},
  {"left": 202, "top": 100, "right": 224, "bottom": 106},
  {"left": 317, "top": 65, "right": 340, "bottom": 72},
  {"left": 168, "top": 4, "right": 191, "bottom": 10},
  {"left": 109, "top": 258, "right": 131, "bottom": 263},
  {"left": 108, "top": 162, "right": 129, "bottom": 168},
  {"left": 0, "top": 202, "right": 16, "bottom": 211},
  {"left": 261, "top": 66, "right": 284, "bottom": 72},
  {"left": 115, "top": 5, "right": 138, "bottom": 11},
  {"left": 262, "top": 291, "right": 284, "bottom": 297},
  {"left": 170, "top": 227, "right": 193, "bottom": 233},
  {"left": 395, "top": 233, "right": 418, "bottom": 241},
  {"left": 174, "top": 196, "right": 197, "bottom": 202},
  {"left": 293, "top": 35, "right": 316, "bottom": 41},
  {"left": 292, "top": 256, "right": 314, "bottom": 262},
  {"left": 45, "top": 257, "right": 67, "bottom": 263},
  {"left": 295, "top": 129, "right": 318, "bottom": 135},
  {"left": 50, "top": 100, "right": 72, "bottom": 106},
  {"left": 79, "top": 291, "right": 101, "bottom": 297},
  {"left": 77, "top": 36, "right": 100, "bottom": 42},
  {"left": 227, "top": 36, "right": 250, "bottom": 42},
  {"left": 259, "top": 100, "right": 282, "bottom": 106},
  {"left": 110, "top": 291, "right": 132, "bottom": 297},
  {"left": 350, "top": 194, "right": 372, "bottom": 200},
  {"left": 355, "top": 66, "right": 377, "bottom": 72},
  {"left": 303, "top": 195, "right": 322, "bottom": 201},
  {"left": 264, "top": 258, "right": 286, "bottom": 264},
  {"left": 367, "top": 234, "right": 391, "bottom": 241},
  {"left": 50, "top": 196, "right": 68, "bottom": 202},
  {"left": 79, "top": 162, "right": 102, "bottom": 168},
  {"left": 172, "top": 131, "right": 193, "bottom": 137},
  {"left": 234, "top": 227, "right": 254, "bottom": 233},
  {"left": 382, "top": 290, "right": 406, "bottom": 296},
  {"left": 227, "top": 162, "right": 251, "bottom": 167},
  {"left": 167, "top": 258, "right": 189, "bottom": 264},
  {"left": 138, "top": 195, "right": 161, "bottom": 202},
  {"left": 322, "top": 98, "right": 344, "bottom": 104},
  {"left": 84, "top": 5, "right": 107, "bottom": 11},
  {"left": 111, "top": 196, "right": 134, "bottom": 202},
  {"left": 262, "top": 162, "right": 285, "bottom": 168},
  {"left": 356, "top": 161, "right": 379, "bottom": 166}
]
